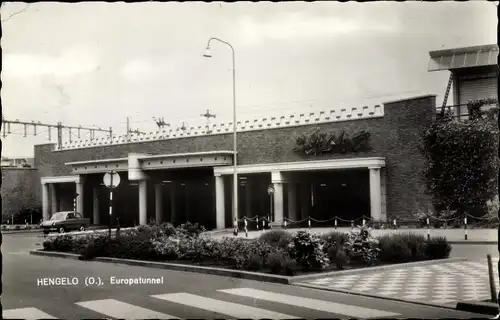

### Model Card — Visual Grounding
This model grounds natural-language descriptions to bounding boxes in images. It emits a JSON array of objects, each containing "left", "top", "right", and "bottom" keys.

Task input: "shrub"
[
  {"left": 344, "top": 227, "right": 380, "bottom": 266},
  {"left": 321, "top": 231, "right": 349, "bottom": 251},
  {"left": 288, "top": 231, "right": 329, "bottom": 270},
  {"left": 246, "top": 253, "right": 263, "bottom": 271},
  {"left": 176, "top": 222, "right": 206, "bottom": 238},
  {"left": 387, "top": 234, "right": 427, "bottom": 261},
  {"left": 425, "top": 236, "right": 452, "bottom": 259},
  {"left": 267, "top": 251, "right": 286, "bottom": 274},
  {"left": 335, "top": 249, "right": 349, "bottom": 270},
  {"left": 283, "top": 257, "right": 297, "bottom": 276},
  {"left": 378, "top": 235, "right": 412, "bottom": 263},
  {"left": 43, "top": 235, "right": 74, "bottom": 252},
  {"left": 151, "top": 236, "right": 180, "bottom": 261},
  {"left": 177, "top": 233, "right": 218, "bottom": 262},
  {"left": 259, "top": 230, "right": 292, "bottom": 251}
]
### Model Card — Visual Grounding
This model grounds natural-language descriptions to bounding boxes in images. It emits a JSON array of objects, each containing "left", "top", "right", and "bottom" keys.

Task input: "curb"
[
  {"left": 448, "top": 241, "right": 498, "bottom": 245},
  {"left": 2, "top": 229, "right": 42, "bottom": 234},
  {"left": 456, "top": 301, "right": 498, "bottom": 316},
  {"left": 29, "top": 250, "right": 83, "bottom": 260},
  {"left": 29, "top": 250, "right": 292, "bottom": 284},
  {"left": 28, "top": 250, "right": 466, "bottom": 287},
  {"left": 94, "top": 257, "right": 292, "bottom": 284},
  {"left": 293, "top": 283, "right": 460, "bottom": 311},
  {"left": 288, "top": 257, "right": 467, "bottom": 283}
]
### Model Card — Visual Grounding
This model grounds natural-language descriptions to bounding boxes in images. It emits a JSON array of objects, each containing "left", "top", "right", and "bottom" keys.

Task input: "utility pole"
[
  {"left": 126, "top": 117, "right": 130, "bottom": 142},
  {"left": 2, "top": 117, "right": 111, "bottom": 149}
]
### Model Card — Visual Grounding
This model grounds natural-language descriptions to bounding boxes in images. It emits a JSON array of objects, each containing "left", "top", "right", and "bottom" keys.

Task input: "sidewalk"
[
  {"left": 294, "top": 257, "right": 500, "bottom": 307},
  {"left": 208, "top": 227, "right": 498, "bottom": 243}
]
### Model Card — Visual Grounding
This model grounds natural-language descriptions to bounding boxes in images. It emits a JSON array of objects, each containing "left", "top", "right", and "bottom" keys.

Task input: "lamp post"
[{"left": 203, "top": 37, "right": 238, "bottom": 226}]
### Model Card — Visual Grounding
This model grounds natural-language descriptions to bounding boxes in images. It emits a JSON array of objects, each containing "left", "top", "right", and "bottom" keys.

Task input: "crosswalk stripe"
[
  {"left": 75, "top": 299, "right": 176, "bottom": 319},
  {"left": 3, "top": 307, "right": 57, "bottom": 319},
  {"left": 220, "top": 288, "right": 400, "bottom": 319},
  {"left": 151, "top": 292, "right": 299, "bottom": 319}
]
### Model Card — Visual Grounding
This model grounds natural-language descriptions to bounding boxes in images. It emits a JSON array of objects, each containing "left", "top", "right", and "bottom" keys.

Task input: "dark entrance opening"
[
  {"left": 151, "top": 168, "right": 215, "bottom": 229},
  {"left": 309, "top": 169, "right": 370, "bottom": 224}
]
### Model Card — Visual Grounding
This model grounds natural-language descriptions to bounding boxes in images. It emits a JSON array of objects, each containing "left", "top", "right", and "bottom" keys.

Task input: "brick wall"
[
  {"left": 34, "top": 95, "right": 437, "bottom": 219},
  {"left": 1, "top": 167, "right": 41, "bottom": 221}
]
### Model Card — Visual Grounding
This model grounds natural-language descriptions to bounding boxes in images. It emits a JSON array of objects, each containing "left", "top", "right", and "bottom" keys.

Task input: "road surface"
[{"left": 2, "top": 232, "right": 488, "bottom": 319}]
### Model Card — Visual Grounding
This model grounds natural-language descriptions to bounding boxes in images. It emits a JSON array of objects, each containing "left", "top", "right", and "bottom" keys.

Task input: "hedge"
[{"left": 43, "top": 224, "right": 452, "bottom": 275}]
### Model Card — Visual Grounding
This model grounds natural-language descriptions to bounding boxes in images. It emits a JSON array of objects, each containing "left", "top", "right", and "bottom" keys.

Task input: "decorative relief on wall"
[{"left": 294, "top": 127, "right": 371, "bottom": 156}]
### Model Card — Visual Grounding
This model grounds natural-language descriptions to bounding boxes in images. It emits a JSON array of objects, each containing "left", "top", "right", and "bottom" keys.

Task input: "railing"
[
  {"left": 232, "top": 213, "right": 498, "bottom": 239},
  {"left": 437, "top": 102, "right": 499, "bottom": 121}
]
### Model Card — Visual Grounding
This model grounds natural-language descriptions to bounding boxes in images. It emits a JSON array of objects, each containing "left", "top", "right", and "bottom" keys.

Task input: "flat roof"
[{"left": 428, "top": 44, "right": 499, "bottom": 72}]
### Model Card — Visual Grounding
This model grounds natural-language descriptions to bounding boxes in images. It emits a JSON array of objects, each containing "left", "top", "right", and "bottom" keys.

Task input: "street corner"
[{"left": 293, "top": 258, "right": 499, "bottom": 309}]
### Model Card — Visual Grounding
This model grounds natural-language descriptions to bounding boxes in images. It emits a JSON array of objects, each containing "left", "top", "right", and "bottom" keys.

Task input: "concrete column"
[
  {"left": 139, "top": 179, "right": 148, "bottom": 225},
  {"left": 155, "top": 183, "right": 163, "bottom": 224},
  {"left": 245, "top": 180, "right": 252, "bottom": 217},
  {"left": 300, "top": 182, "right": 310, "bottom": 219},
  {"left": 215, "top": 175, "right": 225, "bottom": 229},
  {"left": 184, "top": 183, "right": 190, "bottom": 222},
  {"left": 42, "top": 183, "right": 50, "bottom": 221},
  {"left": 170, "top": 182, "right": 177, "bottom": 225},
  {"left": 380, "top": 168, "right": 387, "bottom": 221},
  {"left": 50, "top": 184, "right": 58, "bottom": 214},
  {"left": 93, "top": 187, "right": 100, "bottom": 225},
  {"left": 76, "top": 181, "right": 84, "bottom": 216},
  {"left": 369, "top": 167, "right": 382, "bottom": 221},
  {"left": 287, "top": 183, "right": 298, "bottom": 221},
  {"left": 273, "top": 182, "right": 284, "bottom": 224}
]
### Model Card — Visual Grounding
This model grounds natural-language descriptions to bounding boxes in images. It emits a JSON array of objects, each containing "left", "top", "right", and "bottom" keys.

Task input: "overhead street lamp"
[{"left": 203, "top": 37, "right": 238, "bottom": 227}]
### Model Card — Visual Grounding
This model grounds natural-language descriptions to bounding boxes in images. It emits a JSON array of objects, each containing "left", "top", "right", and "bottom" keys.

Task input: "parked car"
[{"left": 40, "top": 211, "right": 90, "bottom": 234}]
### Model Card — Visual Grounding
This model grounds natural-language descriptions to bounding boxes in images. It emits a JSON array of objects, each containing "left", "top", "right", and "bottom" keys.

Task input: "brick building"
[{"left": 35, "top": 94, "right": 436, "bottom": 230}]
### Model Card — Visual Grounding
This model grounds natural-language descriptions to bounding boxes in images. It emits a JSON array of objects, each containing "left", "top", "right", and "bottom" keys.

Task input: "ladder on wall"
[{"left": 441, "top": 73, "right": 453, "bottom": 114}]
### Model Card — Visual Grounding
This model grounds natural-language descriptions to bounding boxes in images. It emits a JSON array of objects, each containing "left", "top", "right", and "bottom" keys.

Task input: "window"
[
  {"left": 67, "top": 212, "right": 75, "bottom": 219},
  {"left": 74, "top": 212, "right": 83, "bottom": 219}
]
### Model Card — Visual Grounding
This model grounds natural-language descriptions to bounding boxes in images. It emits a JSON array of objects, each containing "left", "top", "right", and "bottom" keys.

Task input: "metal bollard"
[
  {"left": 464, "top": 216, "right": 468, "bottom": 240},
  {"left": 244, "top": 219, "right": 248, "bottom": 237},
  {"left": 233, "top": 218, "right": 238, "bottom": 236},
  {"left": 262, "top": 218, "right": 265, "bottom": 230},
  {"left": 362, "top": 218, "right": 365, "bottom": 227},
  {"left": 334, "top": 218, "right": 337, "bottom": 230},
  {"left": 256, "top": 217, "right": 259, "bottom": 230},
  {"left": 488, "top": 254, "right": 498, "bottom": 303},
  {"left": 284, "top": 220, "right": 287, "bottom": 230},
  {"left": 427, "top": 218, "right": 430, "bottom": 241},
  {"left": 351, "top": 220, "right": 354, "bottom": 228},
  {"left": 393, "top": 219, "right": 397, "bottom": 229},
  {"left": 308, "top": 218, "right": 311, "bottom": 230}
]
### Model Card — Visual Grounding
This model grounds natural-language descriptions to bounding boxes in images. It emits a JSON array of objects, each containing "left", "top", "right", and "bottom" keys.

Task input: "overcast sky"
[{"left": 1, "top": 1, "right": 497, "bottom": 157}]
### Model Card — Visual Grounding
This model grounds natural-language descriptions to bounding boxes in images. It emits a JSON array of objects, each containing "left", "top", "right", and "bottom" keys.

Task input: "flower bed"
[{"left": 42, "top": 222, "right": 452, "bottom": 276}]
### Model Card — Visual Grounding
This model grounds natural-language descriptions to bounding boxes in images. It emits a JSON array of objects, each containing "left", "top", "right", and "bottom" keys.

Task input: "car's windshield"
[{"left": 50, "top": 212, "right": 67, "bottom": 220}]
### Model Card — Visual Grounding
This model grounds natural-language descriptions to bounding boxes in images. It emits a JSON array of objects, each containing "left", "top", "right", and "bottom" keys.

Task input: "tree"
[{"left": 422, "top": 99, "right": 499, "bottom": 217}]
